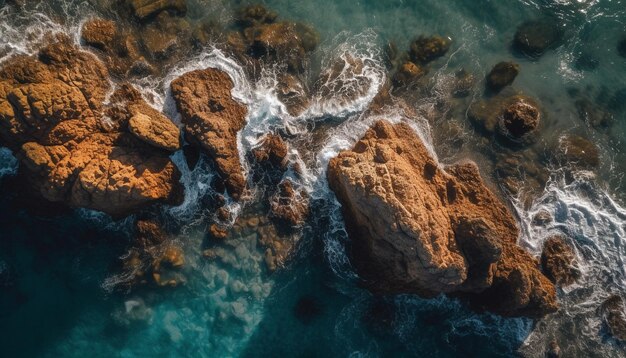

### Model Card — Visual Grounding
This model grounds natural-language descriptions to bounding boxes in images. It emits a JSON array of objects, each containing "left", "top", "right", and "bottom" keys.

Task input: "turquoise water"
[{"left": 1, "top": 0, "right": 626, "bottom": 357}]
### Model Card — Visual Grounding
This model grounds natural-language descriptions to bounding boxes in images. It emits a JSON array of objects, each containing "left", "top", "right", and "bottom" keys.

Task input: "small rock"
[
  {"left": 252, "top": 134, "right": 289, "bottom": 169},
  {"left": 486, "top": 61, "right": 519, "bottom": 92},
  {"left": 128, "top": 0, "right": 187, "bottom": 20},
  {"left": 276, "top": 74, "right": 310, "bottom": 117},
  {"left": 269, "top": 180, "right": 309, "bottom": 227},
  {"left": 541, "top": 236, "right": 580, "bottom": 287},
  {"left": 513, "top": 20, "right": 560, "bottom": 58},
  {"left": 392, "top": 61, "right": 425, "bottom": 87},
  {"left": 557, "top": 135, "right": 600, "bottom": 169},
  {"left": 532, "top": 210, "right": 552, "bottom": 226},
  {"left": 498, "top": 97, "right": 541, "bottom": 140},
  {"left": 234, "top": 4, "right": 277, "bottom": 29},
  {"left": 601, "top": 295, "right": 626, "bottom": 341},
  {"left": 409, "top": 35, "right": 451, "bottom": 65},
  {"left": 575, "top": 99, "right": 613, "bottom": 128},
  {"left": 209, "top": 223, "right": 228, "bottom": 240},
  {"left": 81, "top": 18, "right": 117, "bottom": 52},
  {"left": 546, "top": 339, "right": 560, "bottom": 358}
]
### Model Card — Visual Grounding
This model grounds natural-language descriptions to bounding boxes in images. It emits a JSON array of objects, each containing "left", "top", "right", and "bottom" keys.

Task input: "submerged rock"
[
  {"left": 170, "top": 68, "right": 248, "bottom": 200},
  {"left": 541, "top": 235, "right": 580, "bottom": 287},
  {"left": 392, "top": 61, "right": 426, "bottom": 87},
  {"left": 252, "top": 134, "right": 289, "bottom": 170},
  {"left": 269, "top": 179, "right": 309, "bottom": 227},
  {"left": 618, "top": 38, "right": 626, "bottom": 59},
  {"left": 600, "top": 295, "right": 626, "bottom": 341},
  {"left": 0, "top": 34, "right": 182, "bottom": 216},
  {"left": 118, "top": 219, "right": 186, "bottom": 289},
  {"left": 513, "top": 20, "right": 560, "bottom": 58},
  {"left": 327, "top": 120, "right": 556, "bottom": 317},
  {"left": 556, "top": 135, "right": 600, "bottom": 169},
  {"left": 127, "top": 0, "right": 187, "bottom": 20},
  {"left": 486, "top": 61, "right": 519, "bottom": 92},
  {"left": 499, "top": 96, "right": 541, "bottom": 140},
  {"left": 575, "top": 98, "right": 613, "bottom": 129},
  {"left": 468, "top": 94, "right": 541, "bottom": 145},
  {"left": 235, "top": 4, "right": 278, "bottom": 28},
  {"left": 409, "top": 35, "right": 451, "bottom": 65},
  {"left": 225, "top": 5, "right": 318, "bottom": 75},
  {"left": 275, "top": 74, "right": 310, "bottom": 117},
  {"left": 80, "top": 17, "right": 150, "bottom": 78},
  {"left": 315, "top": 53, "right": 374, "bottom": 109}
]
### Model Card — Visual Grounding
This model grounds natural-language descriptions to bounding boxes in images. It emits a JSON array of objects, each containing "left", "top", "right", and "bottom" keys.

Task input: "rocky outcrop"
[
  {"left": 556, "top": 135, "right": 600, "bottom": 169},
  {"left": 513, "top": 20, "right": 560, "bottom": 58},
  {"left": 392, "top": 61, "right": 426, "bottom": 87},
  {"left": 252, "top": 134, "right": 288, "bottom": 170},
  {"left": 127, "top": 0, "right": 187, "bottom": 20},
  {"left": 486, "top": 62, "right": 519, "bottom": 92},
  {"left": 269, "top": 179, "right": 309, "bottom": 227},
  {"left": 541, "top": 236, "right": 580, "bottom": 287},
  {"left": 315, "top": 53, "right": 374, "bottom": 109},
  {"left": 170, "top": 68, "right": 248, "bottom": 199},
  {"left": 81, "top": 17, "right": 150, "bottom": 78},
  {"left": 228, "top": 5, "right": 319, "bottom": 74},
  {"left": 117, "top": 219, "right": 186, "bottom": 289},
  {"left": 276, "top": 74, "right": 310, "bottom": 117},
  {"left": 0, "top": 35, "right": 182, "bottom": 216},
  {"left": 600, "top": 295, "right": 626, "bottom": 341},
  {"left": 327, "top": 120, "right": 557, "bottom": 317},
  {"left": 469, "top": 94, "right": 541, "bottom": 145},
  {"left": 409, "top": 35, "right": 451, "bottom": 65}
]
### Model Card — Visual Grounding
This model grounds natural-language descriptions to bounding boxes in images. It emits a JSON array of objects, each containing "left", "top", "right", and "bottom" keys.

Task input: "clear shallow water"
[{"left": 0, "top": 0, "right": 626, "bottom": 357}]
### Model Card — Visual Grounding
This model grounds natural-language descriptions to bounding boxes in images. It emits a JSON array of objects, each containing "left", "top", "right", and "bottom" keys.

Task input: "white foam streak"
[{"left": 517, "top": 171, "right": 626, "bottom": 357}]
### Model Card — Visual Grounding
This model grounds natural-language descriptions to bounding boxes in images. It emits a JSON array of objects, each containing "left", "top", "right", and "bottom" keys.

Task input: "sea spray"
[{"left": 516, "top": 170, "right": 626, "bottom": 357}]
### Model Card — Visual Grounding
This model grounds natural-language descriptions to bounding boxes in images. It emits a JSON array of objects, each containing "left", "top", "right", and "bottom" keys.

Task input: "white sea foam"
[{"left": 515, "top": 171, "right": 626, "bottom": 357}]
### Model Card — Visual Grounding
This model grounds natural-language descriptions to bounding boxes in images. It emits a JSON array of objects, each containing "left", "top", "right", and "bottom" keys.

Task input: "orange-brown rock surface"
[
  {"left": 170, "top": 68, "right": 248, "bottom": 199},
  {"left": 0, "top": 35, "right": 182, "bottom": 216},
  {"left": 327, "top": 120, "right": 557, "bottom": 317}
]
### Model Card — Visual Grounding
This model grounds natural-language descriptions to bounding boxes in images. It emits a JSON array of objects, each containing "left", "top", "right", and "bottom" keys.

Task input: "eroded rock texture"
[
  {"left": 0, "top": 34, "right": 182, "bottom": 216},
  {"left": 327, "top": 120, "right": 557, "bottom": 317},
  {"left": 170, "top": 68, "right": 248, "bottom": 199}
]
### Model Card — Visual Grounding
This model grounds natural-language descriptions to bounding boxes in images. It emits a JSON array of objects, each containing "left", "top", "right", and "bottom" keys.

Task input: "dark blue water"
[{"left": 1, "top": 0, "right": 626, "bottom": 357}]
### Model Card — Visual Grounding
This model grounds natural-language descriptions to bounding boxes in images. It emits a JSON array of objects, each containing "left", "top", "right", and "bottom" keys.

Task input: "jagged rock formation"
[
  {"left": 327, "top": 120, "right": 557, "bottom": 317},
  {"left": 170, "top": 68, "right": 248, "bottom": 199},
  {"left": 541, "top": 235, "right": 580, "bottom": 287},
  {"left": 0, "top": 34, "right": 183, "bottom": 216}
]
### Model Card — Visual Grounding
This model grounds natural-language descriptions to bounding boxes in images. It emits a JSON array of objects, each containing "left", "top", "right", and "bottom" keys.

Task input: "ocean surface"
[{"left": 1, "top": 0, "right": 626, "bottom": 357}]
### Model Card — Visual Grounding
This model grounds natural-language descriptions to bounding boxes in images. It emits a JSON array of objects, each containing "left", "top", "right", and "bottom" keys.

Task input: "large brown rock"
[
  {"left": 0, "top": 35, "right": 182, "bottom": 216},
  {"left": 170, "top": 68, "right": 248, "bottom": 199},
  {"left": 327, "top": 120, "right": 556, "bottom": 317}
]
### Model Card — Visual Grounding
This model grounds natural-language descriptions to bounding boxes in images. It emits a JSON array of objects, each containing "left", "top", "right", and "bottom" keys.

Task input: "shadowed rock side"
[
  {"left": 327, "top": 120, "right": 557, "bottom": 317},
  {"left": 0, "top": 34, "right": 183, "bottom": 216},
  {"left": 170, "top": 68, "right": 248, "bottom": 199}
]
